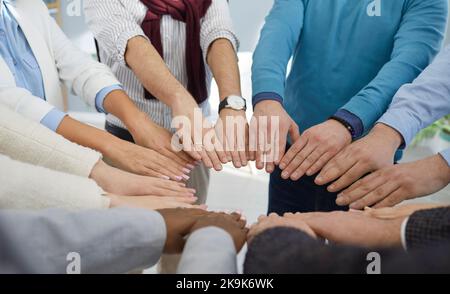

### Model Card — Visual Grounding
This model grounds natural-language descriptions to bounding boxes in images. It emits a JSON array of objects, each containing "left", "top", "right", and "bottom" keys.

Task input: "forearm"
[
  {"left": 207, "top": 39, "right": 241, "bottom": 101},
  {"left": 56, "top": 115, "right": 122, "bottom": 160},
  {"left": 102, "top": 89, "right": 151, "bottom": 136},
  {"left": 125, "top": 36, "right": 195, "bottom": 108}
]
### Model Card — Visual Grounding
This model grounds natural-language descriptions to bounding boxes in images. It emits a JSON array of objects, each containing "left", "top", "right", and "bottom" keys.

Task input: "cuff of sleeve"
[
  {"left": 333, "top": 109, "right": 364, "bottom": 139},
  {"left": 439, "top": 148, "right": 450, "bottom": 167},
  {"left": 201, "top": 30, "right": 240, "bottom": 63},
  {"left": 252, "top": 92, "right": 284, "bottom": 108},
  {"left": 377, "top": 113, "right": 413, "bottom": 148},
  {"left": 40, "top": 108, "right": 67, "bottom": 132},
  {"left": 177, "top": 226, "right": 237, "bottom": 274},
  {"left": 401, "top": 217, "right": 409, "bottom": 251},
  {"left": 95, "top": 84, "right": 123, "bottom": 113},
  {"left": 116, "top": 30, "right": 150, "bottom": 67}
]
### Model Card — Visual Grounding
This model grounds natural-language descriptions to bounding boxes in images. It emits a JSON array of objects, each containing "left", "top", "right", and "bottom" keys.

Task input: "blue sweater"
[{"left": 252, "top": 0, "right": 448, "bottom": 136}]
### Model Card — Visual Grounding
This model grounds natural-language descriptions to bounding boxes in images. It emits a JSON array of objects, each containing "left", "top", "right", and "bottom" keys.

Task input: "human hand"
[
  {"left": 129, "top": 112, "right": 197, "bottom": 170},
  {"left": 337, "top": 154, "right": 450, "bottom": 210},
  {"left": 172, "top": 98, "right": 228, "bottom": 171},
  {"left": 315, "top": 123, "right": 401, "bottom": 192},
  {"left": 108, "top": 194, "right": 205, "bottom": 211},
  {"left": 217, "top": 109, "right": 250, "bottom": 168},
  {"left": 250, "top": 100, "right": 300, "bottom": 173},
  {"left": 247, "top": 213, "right": 316, "bottom": 243},
  {"left": 190, "top": 212, "right": 249, "bottom": 252},
  {"left": 90, "top": 160, "right": 196, "bottom": 198},
  {"left": 284, "top": 211, "right": 404, "bottom": 248},
  {"left": 156, "top": 208, "right": 211, "bottom": 254},
  {"left": 104, "top": 138, "right": 192, "bottom": 181},
  {"left": 364, "top": 203, "right": 446, "bottom": 220},
  {"left": 279, "top": 120, "right": 351, "bottom": 181}
]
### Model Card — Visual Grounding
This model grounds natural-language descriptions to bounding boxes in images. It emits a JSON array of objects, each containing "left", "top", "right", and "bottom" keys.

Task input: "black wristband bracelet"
[{"left": 329, "top": 116, "right": 356, "bottom": 140}]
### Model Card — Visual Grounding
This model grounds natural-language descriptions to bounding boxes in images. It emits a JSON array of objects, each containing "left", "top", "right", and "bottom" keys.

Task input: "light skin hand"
[
  {"left": 338, "top": 154, "right": 450, "bottom": 210},
  {"left": 315, "top": 123, "right": 402, "bottom": 192},
  {"left": 364, "top": 203, "right": 446, "bottom": 220},
  {"left": 56, "top": 115, "right": 186, "bottom": 181},
  {"left": 248, "top": 213, "right": 316, "bottom": 243},
  {"left": 279, "top": 119, "right": 351, "bottom": 181},
  {"left": 102, "top": 90, "right": 195, "bottom": 173},
  {"left": 107, "top": 194, "right": 206, "bottom": 211},
  {"left": 89, "top": 160, "right": 196, "bottom": 198},
  {"left": 217, "top": 108, "right": 249, "bottom": 168},
  {"left": 284, "top": 211, "right": 404, "bottom": 248},
  {"left": 208, "top": 38, "right": 249, "bottom": 168},
  {"left": 125, "top": 36, "right": 227, "bottom": 170},
  {"left": 250, "top": 100, "right": 300, "bottom": 173}
]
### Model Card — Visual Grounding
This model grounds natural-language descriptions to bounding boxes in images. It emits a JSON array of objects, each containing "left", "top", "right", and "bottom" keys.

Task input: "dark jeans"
[
  {"left": 268, "top": 165, "right": 349, "bottom": 215},
  {"left": 105, "top": 121, "right": 135, "bottom": 143}
]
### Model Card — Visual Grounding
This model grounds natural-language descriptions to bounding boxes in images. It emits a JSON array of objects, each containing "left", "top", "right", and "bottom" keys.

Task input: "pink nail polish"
[
  {"left": 186, "top": 164, "right": 195, "bottom": 169},
  {"left": 161, "top": 175, "right": 170, "bottom": 180},
  {"left": 175, "top": 176, "right": 183, "bottom": 181},
  {"left": 182, "top": 174, "right": 190, "bottom": 181},
  {"left": 182, "top": 168, "right": 191, "bottom": 174}
]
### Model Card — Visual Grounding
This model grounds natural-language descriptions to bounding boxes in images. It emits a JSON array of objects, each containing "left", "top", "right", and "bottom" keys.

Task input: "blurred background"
[{"left": 47, "top": 0, "right": 450, "bottom": 225}]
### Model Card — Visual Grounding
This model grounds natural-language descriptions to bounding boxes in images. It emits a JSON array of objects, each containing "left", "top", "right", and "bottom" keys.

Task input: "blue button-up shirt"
[
  {"left": 378, "top": 45, "right": 450, "bottom": 166},
  {"left": 0, "top": 0, "right": 121, "bottom": 131}
]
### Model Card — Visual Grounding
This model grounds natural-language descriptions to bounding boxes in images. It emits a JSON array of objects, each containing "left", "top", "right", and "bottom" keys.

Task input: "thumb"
[{"left": 288, "top": 121, "right": 301, "bottom": 142}]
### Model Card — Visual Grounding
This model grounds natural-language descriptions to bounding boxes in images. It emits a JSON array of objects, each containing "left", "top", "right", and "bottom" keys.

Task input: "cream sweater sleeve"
[
  {"left": 0, "top": 154, "right": 110, "bottom": 210},
  {"left": 0, "top": 105, "right": 101, "bottom": 177}
]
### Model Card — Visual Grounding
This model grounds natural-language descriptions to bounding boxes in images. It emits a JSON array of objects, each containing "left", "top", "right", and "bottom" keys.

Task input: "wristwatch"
[{"left": 218, "top": 95, "right": 247, "bottom": 113}]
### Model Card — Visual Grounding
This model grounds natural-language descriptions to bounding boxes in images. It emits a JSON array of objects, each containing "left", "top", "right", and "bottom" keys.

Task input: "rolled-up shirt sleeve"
[
  {"left": 84, "top": 0, "right": 150, "bottom": 67},
  {"left": 200, "top": 0, "right": 240, "bottom": 63}
]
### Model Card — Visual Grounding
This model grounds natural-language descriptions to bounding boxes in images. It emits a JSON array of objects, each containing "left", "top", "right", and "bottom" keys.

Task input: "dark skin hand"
[
  {"left": 157, "top": 208, "right": 210, "bottom": 254},
  {"left": 190, "top": 212, "right": 248, "bottom": 252}
]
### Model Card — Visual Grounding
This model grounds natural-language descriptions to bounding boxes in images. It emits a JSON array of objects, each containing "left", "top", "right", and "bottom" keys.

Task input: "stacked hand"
[{"left": 157, "top": 209, "right": 248, "bottom": 254}]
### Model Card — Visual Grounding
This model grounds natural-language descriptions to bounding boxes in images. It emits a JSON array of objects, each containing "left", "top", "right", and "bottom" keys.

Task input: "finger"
[
  {"left": 327, "top": 162, "right": 371, "bottom": 193},
  {"left": 279, "top": 138, "right": 308, "bottom": 170},
  {"left": 349, "top": 182, "right": 400, "bottom": 210},
  {"left": 200, "top": 148, "right": 214, "bottom": 169},
  {"left": 207, "top": 149, "right": 223, "bottom": 171},
  {"left": 213, "top": 136, "right": 229, "bottom": 165},
  {"left": 290, "top": 148, "right": 327, "bottom": 181},
  {"left": 306, "top": 151, "right": 335, "bottom": 177},
  {"left": 256, "top": 127, "right": 266, "bottom": 170},
  {"left": 337, "top": 172, "right": 385, "bottom": 205},
  {"left": 282, "top": 144, "right": 316, "bottom": 180},
  {"left": 257, "top": 214, "right": 268, "bottom": 222},
  {"left": 315, "top": 153, "right": 355, "bottom": 186},
  {"left": 372, "top": 188, "right": 406, "bottom": 209}
]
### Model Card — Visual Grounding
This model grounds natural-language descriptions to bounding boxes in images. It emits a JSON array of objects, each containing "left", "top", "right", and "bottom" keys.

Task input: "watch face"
[{"left": 228, "top": 96, "right": 246, "bottom": 110}]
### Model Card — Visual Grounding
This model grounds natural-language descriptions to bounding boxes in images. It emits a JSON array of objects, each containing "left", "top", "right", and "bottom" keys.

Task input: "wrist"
[
  {"left": 327, "top": 119, "right": 352, "bottom": 143},
  {"left": 432, "top": 154, "right": 450, "bottom": 185},
  {"left": 254, "top": 99, "right": 283, "bottom": 111},
  {"left": 371, "top": 123, "right": 403, "bottom": 150}
]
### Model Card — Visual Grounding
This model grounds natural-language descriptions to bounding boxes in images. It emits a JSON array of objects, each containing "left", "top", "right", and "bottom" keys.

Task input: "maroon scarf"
[{"left": 140, "top": 0, "right": 212, "bottom": 104}]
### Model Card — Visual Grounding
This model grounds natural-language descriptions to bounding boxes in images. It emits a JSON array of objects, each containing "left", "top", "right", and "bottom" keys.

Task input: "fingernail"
[
  {"left": 328, "top": 184, "right": 336, "bottom": 191},
  {"left": 279, "top": 163, "right": 286, "bottom": 170},
  {"left": 336, "top": 197, "right": 345, "bottom": 205},
  {"left": 281, "top": 172, "right": 289, "bottom": 179},
  {"left": 175, "top": 176, "right": 183, "bottom": 181},
  {"left": 182, "top": 168, "right": 191, "bottom": 174},
  {"left": 189, "top": 189, "right": 196, "bottom": 193},
  {"left": 291, "top": 173, "right": 298, "bottom": 180},
  {"left": 182, "top": 174, "right": 190, "bottom": 181},
  {"left": 186, "top": 164, "right": 195, "bottom": 170},
  {"left": 161, "top": 175, "right": 170, "bottom": 180},
  {"left": 195, "top": 160, "right": 202, "bottom": 165},
  {"left": 306, "top": 170, "right": 312, "bottom": 176},
  {"left": 316, "top": 176, "right": 323, "bottom": 182}
]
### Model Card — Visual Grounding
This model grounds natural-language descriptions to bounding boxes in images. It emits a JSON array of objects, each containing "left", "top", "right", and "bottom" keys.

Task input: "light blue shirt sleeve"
[
  {"left": 439, "top": 148, "right": 450, "bottom": 167},
  {"left": 252, "top": 0, "right": 304, "bottom": 104},
  {"left": 94, "top": 84, "right": 123, "bottom": 113},
  {"left": 40, "top": 108, "right": 67, "bottom": 132},
  {"left": 378, "top": 45, "right": 450, "bottom": 147}
]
